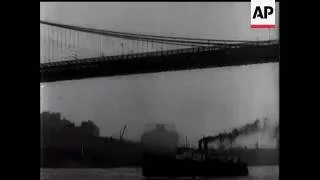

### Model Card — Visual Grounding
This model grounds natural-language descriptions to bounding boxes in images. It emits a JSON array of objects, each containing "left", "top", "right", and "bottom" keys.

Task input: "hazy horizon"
[{"left": 40, "top": 63, "right": 279, "bottom": 147}]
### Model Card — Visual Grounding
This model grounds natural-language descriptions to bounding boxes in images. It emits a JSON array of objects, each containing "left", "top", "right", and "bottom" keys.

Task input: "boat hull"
[{"left": 142, "top": 153, "right": 249, "bottom": 178}]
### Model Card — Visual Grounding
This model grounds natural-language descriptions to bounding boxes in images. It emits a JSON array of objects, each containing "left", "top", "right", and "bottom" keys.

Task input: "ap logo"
[{"left": 251, "top": 0, "right": 276, "bottom": 28}]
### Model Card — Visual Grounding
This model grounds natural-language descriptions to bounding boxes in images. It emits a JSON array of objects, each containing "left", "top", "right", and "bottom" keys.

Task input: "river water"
[{"left": 40, "top": 166, "right": 278, "bottom": 180}]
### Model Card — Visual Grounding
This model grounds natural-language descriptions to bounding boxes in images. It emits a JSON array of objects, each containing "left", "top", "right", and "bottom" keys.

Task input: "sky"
[
  {"left": 40, "top": 2, "right": 279, "bottom": 40},
  {"left": 40, "top": 2, "right": 279, "bottom": 147}
]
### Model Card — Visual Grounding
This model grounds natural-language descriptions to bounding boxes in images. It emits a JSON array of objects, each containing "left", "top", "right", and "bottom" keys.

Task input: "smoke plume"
[{"left": 200, "top": 117, "right": 279, "bottom": 148}]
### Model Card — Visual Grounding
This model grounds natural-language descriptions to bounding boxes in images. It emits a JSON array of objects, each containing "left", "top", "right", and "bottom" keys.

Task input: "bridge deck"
[{"left": 40, "top": 43, "right": 279, "bottom": 83}]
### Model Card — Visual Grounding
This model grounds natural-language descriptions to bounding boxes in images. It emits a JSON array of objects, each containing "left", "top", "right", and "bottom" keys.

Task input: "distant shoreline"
[
  {"left": 40, "top": 148, "right": 278, "bottom": 169},
  {"left": 40, "top": 165, "right": 279, "bottom": 170}
]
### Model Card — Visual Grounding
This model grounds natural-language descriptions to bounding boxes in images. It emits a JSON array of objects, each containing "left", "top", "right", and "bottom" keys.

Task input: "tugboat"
[{"left": 141, "top": 124, "right": 249, "bottom": 178}]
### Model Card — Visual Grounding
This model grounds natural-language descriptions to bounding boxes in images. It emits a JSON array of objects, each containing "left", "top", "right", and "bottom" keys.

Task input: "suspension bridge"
[{"left": 40, "top": 20, "right": 279, "bottom": 83}]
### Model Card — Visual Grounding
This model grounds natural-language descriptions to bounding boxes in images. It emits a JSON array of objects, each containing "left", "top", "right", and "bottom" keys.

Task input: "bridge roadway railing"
[{"left": 40, "top": 40, "right": 279, "bottom": 70}]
